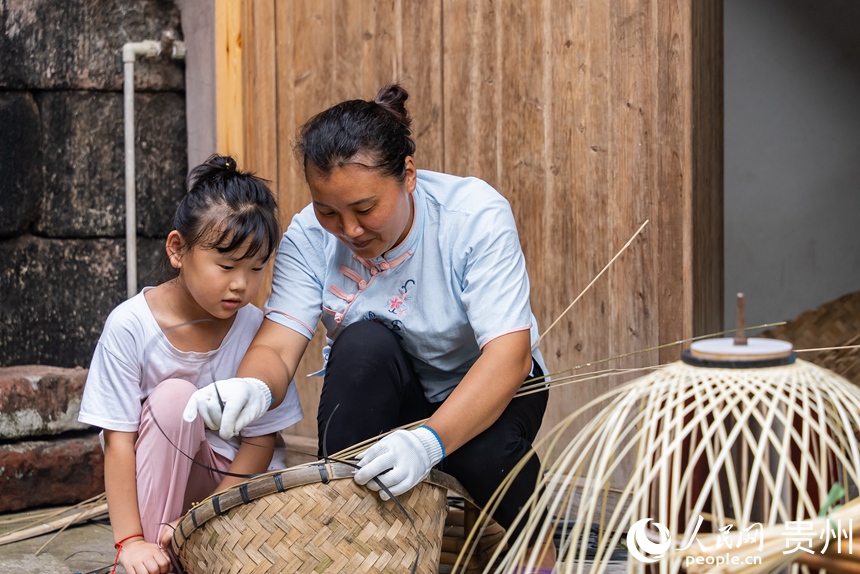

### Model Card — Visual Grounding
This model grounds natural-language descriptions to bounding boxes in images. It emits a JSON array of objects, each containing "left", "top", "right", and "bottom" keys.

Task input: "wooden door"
[{"left": 213, "top": 0, "right": 723, "bottom": 476}]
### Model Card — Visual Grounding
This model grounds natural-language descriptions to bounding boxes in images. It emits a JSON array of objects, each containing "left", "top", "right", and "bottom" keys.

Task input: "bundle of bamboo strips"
[{"left": 0, "top": 492, "right": 108, "bottom": 550}]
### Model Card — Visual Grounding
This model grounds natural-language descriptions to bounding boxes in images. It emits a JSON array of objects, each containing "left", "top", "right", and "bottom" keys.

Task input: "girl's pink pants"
[{"left": 135, "top": 379, "right": 231, "bottom": 545}]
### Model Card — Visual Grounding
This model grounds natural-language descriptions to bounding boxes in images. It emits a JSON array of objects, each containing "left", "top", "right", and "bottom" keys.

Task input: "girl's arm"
[{"left": 103, "top": 430, "right": 171, "bottom": 574}]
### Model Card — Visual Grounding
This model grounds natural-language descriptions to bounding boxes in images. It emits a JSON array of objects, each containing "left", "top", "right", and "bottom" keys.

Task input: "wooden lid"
[{"left": 690, "top": 337, "right": 794, "bottom": 361}]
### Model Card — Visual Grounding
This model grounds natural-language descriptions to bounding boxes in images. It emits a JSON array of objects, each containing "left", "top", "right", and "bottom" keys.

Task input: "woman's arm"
[
  {"left": 427, "top": 329, "right": 533, "bottom": 454},
  {"left": 236, "top": 319, "right": 311, "bottom": 405},
  {"left": 353, "top": 330, "right": 533, "bottom": 498},
  {"left": 216, "top": 432, "right": 277, "bottom": 491},
  {"left": 103, "top": 430, "right": 171, "bottom": 574},
  {"left": 184, "top": 320, "right": 311, "bottom": 439}
]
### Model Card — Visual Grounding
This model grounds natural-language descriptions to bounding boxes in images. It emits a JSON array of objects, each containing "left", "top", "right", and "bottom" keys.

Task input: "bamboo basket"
[
  {"left": 440, "top": 499, "right": 507, "bottom": 574},
  {"left": 172, "top": 461, "right": 467, "bottom": 574},
  {"left": 761, "top": 289, "right": 860, "bottom": 386}
]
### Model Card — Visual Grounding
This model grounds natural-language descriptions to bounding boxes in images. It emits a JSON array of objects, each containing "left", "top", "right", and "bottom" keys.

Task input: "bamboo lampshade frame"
[{"left": 486, "top": 356, "right": 860, "bottom": 574}]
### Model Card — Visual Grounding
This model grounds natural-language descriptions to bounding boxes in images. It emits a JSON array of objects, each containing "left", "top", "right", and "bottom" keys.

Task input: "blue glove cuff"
[{"left": 418, "top": 425, "right": 446, "bottom": 460}]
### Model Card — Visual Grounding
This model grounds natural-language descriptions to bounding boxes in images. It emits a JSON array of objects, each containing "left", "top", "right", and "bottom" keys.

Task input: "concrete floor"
[
  {"left": 0, "top": 511, "right": 628, "bottom": 573},
  {"left": 0, "top": 513, "right": 118, "bottom": 574}
]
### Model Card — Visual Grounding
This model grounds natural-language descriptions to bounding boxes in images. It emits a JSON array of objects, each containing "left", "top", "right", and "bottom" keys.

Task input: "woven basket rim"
[{"left": 171, "top": 460, "right": 469, "bottom": 553}]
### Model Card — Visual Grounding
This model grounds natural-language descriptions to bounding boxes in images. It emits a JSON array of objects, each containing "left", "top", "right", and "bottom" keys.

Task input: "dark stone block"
[
  {"left": 135, "top": 91, "right": 189, "bottom": 235},
  {"left": 0, "top": 0, "right": 184, "bottom": 91},
  {"left": 36, "top": 91, "right": 186, "bottom": 238},
  {"left": 0, "top": 433, "right": 104, "bottom": 513},
  {"left": 0, "top": 235, "right": 165, "bottom": 368},
  {"left": 0, "top": 92, "right": 42, "bottom": 237}
]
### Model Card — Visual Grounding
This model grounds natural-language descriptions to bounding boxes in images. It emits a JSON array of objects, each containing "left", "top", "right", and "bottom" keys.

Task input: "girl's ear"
[{"left": 166, "top": 231, "right": 185, "bottom": 269}]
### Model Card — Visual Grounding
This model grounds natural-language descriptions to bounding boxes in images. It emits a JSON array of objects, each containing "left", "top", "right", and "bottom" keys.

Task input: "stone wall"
[
  {"left": 0, "top": 0, "right": 188, "bottom": 369},
  {"left": 0, "top": 0, "right": 188, "bottom": 510},
  {"left": 0, "top": 366, "right": 104, "bottom": 512}
]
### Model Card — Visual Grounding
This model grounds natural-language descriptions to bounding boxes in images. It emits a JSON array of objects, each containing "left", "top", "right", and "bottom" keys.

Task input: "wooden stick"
[
  {"left": 0, "top": 492, "right": 105, "bottom": 531},
  {"left": 796, "top": 344, "right": 860, "bottom": 353},
  {"left": 797, "top": 552, "right": 860, "bottom": 574},
  {"left": 733, "top": 293, "right": 747, "bottom": 345},
  {"left": 0, "top": 502, "right": 108, "bottom": 547},
  {"left": 532, "top": 220, "right": 649, "bottom": 350}
]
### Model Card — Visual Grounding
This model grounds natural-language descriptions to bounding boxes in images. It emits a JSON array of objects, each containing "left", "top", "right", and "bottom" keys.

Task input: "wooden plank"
[
  {"left": 401, "top": 0, "right": 443, "bottom": 171},
  {"left": 215, "top": 0, "right": 245, "bottom": 161},
  {"left": 236, "top": 0, "right": 723, "bottom": 474},
  {"left": 242, "top": 0, "right": 278, "bottom": 308},
  {"left": 442, "top": 0, "right": 501, "bottom": 182},
  {"left": 691, "top": 0, "right": 724, "bottom": 337},
  {"left": 178, "top": 0, "right": 217, "bottom": 167},
  {"left": 654, "top": 0, "right": 690, "bottom": 366},
  {"left": 276, "top": 0, "right": 337, "bottom": 443}
]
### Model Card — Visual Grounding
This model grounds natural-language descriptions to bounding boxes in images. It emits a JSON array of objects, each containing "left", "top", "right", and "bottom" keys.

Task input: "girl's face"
[
  {"left": 168, "top": 231, "right": 267, "bottom": 320},
  {"left": 307, "top": 157, "right": 417, "bottom": 259}
]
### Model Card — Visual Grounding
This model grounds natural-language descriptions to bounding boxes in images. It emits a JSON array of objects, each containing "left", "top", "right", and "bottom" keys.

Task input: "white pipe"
[
  {"left": 123, "top": 40, "right": 162, "bottom": 299},
  {"left": 121, "top": 39, "right": 186, "bottom": 299}
]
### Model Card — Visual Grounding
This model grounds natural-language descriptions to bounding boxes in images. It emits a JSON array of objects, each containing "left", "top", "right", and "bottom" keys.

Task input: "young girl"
[{"left": 78, "top": 155, "right": 303, "bottom": 574}]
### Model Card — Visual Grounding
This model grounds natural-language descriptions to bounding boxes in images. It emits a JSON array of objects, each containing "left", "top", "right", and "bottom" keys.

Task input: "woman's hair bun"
[{"left": 374, "top": 84, "right": 411, "bottom": 128}]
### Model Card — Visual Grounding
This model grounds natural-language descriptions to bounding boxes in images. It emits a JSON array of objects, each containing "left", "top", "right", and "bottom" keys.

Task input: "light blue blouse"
[{"left": 266, "top": 170, "right": 545, "bottom": 402}]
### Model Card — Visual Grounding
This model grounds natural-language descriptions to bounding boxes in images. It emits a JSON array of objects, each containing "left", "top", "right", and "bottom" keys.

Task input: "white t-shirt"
[
  {"left": 79, "top": 289, "right": 303, "bottom": 466},
  {"left": 266, "top": 169, "right": 546, "bottom": 402}
]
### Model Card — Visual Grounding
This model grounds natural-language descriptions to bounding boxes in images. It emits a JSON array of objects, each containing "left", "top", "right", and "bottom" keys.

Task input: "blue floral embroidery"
[{"left": 364, "top": 312, "right": 405, "bottom": 340}]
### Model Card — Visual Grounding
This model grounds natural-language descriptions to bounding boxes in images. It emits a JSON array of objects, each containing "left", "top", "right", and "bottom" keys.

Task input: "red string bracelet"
[{"left": 111, "top": 533, "right": 144, "bottom": 574}]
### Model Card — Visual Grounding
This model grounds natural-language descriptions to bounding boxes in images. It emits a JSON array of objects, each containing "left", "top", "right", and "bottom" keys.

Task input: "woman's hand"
[
  {"left": 183, "top": 319, "right": 311, "bottom": 438},
  {"left": 353, "top": 427, "right": 444, "bottom": 499},
  {"left": 118, "top": 538, "right": 172, "bottom": 574},
  {"left": 182, "top": 377, "right": 272, "bottom": 439}
]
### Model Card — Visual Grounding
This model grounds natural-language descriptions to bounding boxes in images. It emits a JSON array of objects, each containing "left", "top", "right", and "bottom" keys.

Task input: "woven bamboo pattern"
[
  {"left": 439, "top": 502, "right": 506, "bottom": 574},
  {"left": 486, "top": 359, "right": 860, "bottom": 574},
  {"left": 173, "top": 462, "right": 453, "bottom": 574},
  {"left": 762, "top": 290, "right": 860, "bottom": 385}
]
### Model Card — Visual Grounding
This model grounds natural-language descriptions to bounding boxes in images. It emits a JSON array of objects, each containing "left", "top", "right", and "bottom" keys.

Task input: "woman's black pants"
[{"left": 317, "top": 320, "right": 548, "bottom": 540}]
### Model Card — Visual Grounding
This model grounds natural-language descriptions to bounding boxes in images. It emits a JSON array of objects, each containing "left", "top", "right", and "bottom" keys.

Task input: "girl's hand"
[
  {"left": 158, "top": 517, "right": 182, "bottom": 551},
  {"left": 118, "top": 538, "right": 172, "bottom": 574}
]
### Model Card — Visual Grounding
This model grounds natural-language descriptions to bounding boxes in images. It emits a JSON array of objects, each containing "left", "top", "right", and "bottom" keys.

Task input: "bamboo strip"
[{"left": 0, "top": 503, "right": 108, "bottom": 547}]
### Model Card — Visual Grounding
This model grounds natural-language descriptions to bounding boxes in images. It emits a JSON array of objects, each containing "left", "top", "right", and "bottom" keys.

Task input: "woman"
[{"left": 185, "top": 84, "right": 554, "bottom": 567}]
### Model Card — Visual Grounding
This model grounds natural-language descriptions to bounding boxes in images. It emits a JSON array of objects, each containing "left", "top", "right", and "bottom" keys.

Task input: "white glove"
[
  {"left": 353, "top": 426, "right": 444, "bottom": 500},
  {"left": 182, "top": 377, "right": 273, "bottom": 440}
]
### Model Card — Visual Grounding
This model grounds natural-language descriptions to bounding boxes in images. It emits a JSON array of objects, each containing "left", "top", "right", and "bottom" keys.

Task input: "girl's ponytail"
[{"left": 158, "top": 155, "right": 280, "bottom": 283}]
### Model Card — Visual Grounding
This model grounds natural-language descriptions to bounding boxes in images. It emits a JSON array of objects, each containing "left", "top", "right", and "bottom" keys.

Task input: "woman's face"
[{"left": 307, "top": 157, "right": 417, "bottom": 259}]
